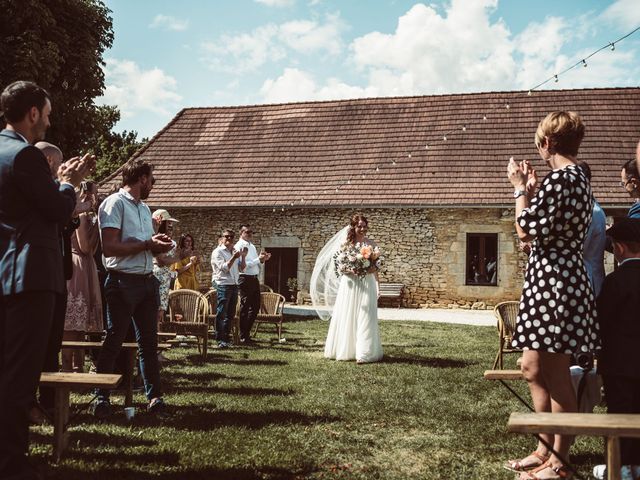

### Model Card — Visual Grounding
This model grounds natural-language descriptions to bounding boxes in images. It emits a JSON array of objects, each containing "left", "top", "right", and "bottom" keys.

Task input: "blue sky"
[{"left": 99, "top": 0, "right": 640, "bottom": 139}]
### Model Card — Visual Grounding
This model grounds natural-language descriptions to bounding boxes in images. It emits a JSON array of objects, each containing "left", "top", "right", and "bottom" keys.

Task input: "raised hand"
[
  {"left": 522, "top": 160, "right": 538, "bottom": 198},
  {"left": 59, "top": 153, "right": 96, "bottom": 187},
  {"left": 507, "top": 157, "right": 527, "bottom": 189},
  {"left": 147, "top": 234, "right": 173, "bottom": 254}
]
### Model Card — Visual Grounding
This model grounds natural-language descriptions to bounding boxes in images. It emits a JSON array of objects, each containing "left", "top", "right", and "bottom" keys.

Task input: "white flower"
[
  {"left": 356, "top": 254, "right": 363, "bottom": 260},
  {"left": 363, "top": 259, "right": 370, "bottom": 268}
]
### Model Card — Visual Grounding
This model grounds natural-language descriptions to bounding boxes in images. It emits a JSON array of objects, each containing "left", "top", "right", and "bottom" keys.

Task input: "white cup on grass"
[{"left": 124, "top": 407, "right": 135, "bottom": 421}]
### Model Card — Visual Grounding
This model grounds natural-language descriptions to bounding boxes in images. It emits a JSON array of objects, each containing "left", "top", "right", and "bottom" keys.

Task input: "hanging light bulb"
[
  {"left": 554, "top": 74, "right": 559, "bottom": 83},
  {"left": 272, "top": 208, "right": 276, "bottom": 213},
  {"left": 361, "top": 173, "right": 366, "bottom": 179},
  {"left": 443, "top": 135, "right": 447, "bottom": 141},
  {"left": 610, "top": 42, "right": 615, "bottom": 51},
  {"left": 407, "top": 153, "right": 412, "bottom": 158},
  {"left": 425, "top": 144, "right": 429, "bottom": 150},
  {"left": 300, "top": 198, "right": 304, "bottom": 203},
  {"left": 392, "top": 159, "right": 397, "bottom": 165},
  {"left": 336, "top": 187, "right": 339, "bottom": 192},
  {"left": 483, "top": 115, "right": 487, "bottom": 121},
  {"left": 347, "top": 179, "right": 351, "bottom": 184},
  {"left": 462, "top": 125, "right": 467, "bottom": 131},
  {"left": 375, "top": 166, "right": 380, "bottom": 172},
  {"left": 505, "top": 104, "right": 510, "bottom": 109},
  {"left": 281, "top": 207, "right": 285, "bottom": 211},
  {"left": 582, "top": 59, "right": 587, "bottom": 67},
  {"left": 527, "top": 90, "right": 532, "bottom": 96}
]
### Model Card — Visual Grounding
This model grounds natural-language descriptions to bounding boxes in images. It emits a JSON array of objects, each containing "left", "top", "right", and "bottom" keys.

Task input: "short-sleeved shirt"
[{"left": 98, "top": 188, "right": 155, "bottom": 275}]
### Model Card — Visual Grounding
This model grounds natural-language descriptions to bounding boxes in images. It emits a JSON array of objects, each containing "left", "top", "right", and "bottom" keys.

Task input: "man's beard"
[{"left": 141, "top": 188, "right": 150, "bottom": 200}]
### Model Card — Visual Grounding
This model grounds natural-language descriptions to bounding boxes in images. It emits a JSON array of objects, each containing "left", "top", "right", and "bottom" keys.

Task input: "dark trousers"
[
  {"left": 238, "top": 275, "right": 260, "bottom": 340},
  {"left": 96, "top": 272, "right": 161, "bottom": 401},
  {"left": 0, "top": 292, "right": 55, "bottom": 474},
  {"left": 603, "top": 374, "right": 640, "bottom": 465},
  {"left": 38, "top": 291, "right": 67, "bottom": 409},
  {"left": 215, "top": 284, "right": 238, "bottom": 343}
]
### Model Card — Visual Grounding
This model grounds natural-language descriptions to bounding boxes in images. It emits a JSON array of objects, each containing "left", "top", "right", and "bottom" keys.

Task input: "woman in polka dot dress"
[{"left": 505, "top": 111, "right": 598, "bottom": 480}]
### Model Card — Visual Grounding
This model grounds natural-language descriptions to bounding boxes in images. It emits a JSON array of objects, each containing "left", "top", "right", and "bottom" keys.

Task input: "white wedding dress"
[
  {"left": 323, "top": 272, "right": 383, "bottom": 363},
  {"left": 310, "top": 226, "right": 383, "bottom": 363}
]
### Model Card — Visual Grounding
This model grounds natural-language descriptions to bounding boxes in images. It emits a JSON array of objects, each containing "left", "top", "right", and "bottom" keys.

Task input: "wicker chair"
[
  {"left": 252, "top": 292, "right": 286, "bottom": 341},
  {"left": 259, "top": 284, "right": 274, "bottom": 293},
  {"left": 492, "top": 300, "right": 521, "bottom": 369},
  {"left": 203, "top": 289, "right": 217, "bottom": 331},
  {"left": 161, "top": 289, "right": 209, "bottom": 359}
]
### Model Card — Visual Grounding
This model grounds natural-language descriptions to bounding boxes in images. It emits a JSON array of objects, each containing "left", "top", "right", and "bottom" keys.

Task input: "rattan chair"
[
  {"left": 161, "top": 289, "right": 209, "bottom": 359},
  {"left": 492, "top": 300, "right": 521, "bottom": 369},
  {"left": 259, "top": 284, "right": 274, "bottom": 293},
  {"left": 203, "top": 289, "right": 217, "bottom": 331},
  {"left": 252, "top": 292, "right": 286, "bottom": 341}
]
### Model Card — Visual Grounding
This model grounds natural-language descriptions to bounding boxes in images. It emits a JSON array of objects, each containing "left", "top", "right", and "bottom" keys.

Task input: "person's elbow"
[{"left": 517, "top": 231, "right": 534, "bottom": 242}]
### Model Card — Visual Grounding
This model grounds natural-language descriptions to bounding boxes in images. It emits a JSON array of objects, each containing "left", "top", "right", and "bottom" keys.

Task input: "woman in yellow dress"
[{"left": 172, "top": 233, "right": 200, "bottom": 290}]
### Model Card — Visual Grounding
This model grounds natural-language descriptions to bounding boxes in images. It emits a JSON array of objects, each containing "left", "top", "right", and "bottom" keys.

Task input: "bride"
[{"left": 311, "top": 214, "right": 384, "bottom": 364}]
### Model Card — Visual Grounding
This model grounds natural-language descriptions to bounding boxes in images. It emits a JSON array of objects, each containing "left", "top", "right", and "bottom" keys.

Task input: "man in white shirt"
[
  {"left": 211, "top": 229, "right": 242, "bottom": 348},
  {"left": 235, "top": 225, "right": 271, "bottom": 343}
]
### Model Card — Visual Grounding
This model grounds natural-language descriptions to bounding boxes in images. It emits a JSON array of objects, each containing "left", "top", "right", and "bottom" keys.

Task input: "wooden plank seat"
[
  {"left": 39, "top": 372, "right": 121, "bottom": 461},
  {"left": 61, "top": 342, "right": 170, "bottom": 408},
  {"left": 508, "top": 413, "right": 640, "bottom": 480},
  {"left": 377, "top": 282, "right": 405, "bottom": 307},
  {"left": 483, "top": 369, "right": 524, "bottom": 381}
]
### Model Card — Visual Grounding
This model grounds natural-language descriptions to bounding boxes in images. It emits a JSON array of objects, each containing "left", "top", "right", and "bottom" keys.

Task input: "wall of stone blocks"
[{"left": 161, "top": 206, "right": 528, "bottom": 309}]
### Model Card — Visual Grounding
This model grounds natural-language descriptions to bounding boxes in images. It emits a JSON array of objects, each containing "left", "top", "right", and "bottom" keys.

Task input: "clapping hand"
[
  {"left": 522, "top": 160, "right": 538, "bottom": 198},
  {"left": 148, "top": 234, "right": 173, "bottom": 254},
  {"left": 59, "top": 153, "right": 96, "bottom": 187},
  {"left": 258, "top": 250, "right": 271, "bottom": 262}
]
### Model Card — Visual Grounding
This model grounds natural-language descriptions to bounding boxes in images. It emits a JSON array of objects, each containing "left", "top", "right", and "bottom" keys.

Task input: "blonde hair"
[{"left": 534, "top": 111, "right": 585, "bottom": 157}]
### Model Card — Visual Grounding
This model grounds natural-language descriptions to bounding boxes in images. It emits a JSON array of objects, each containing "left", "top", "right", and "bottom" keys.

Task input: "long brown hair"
[{"left": 346, "top": 213, "right": 368, "bottom": 244}]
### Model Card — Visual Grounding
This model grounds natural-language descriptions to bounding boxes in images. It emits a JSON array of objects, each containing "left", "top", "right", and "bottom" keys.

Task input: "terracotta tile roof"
[{"left": 108, "top": 87, "right": 640, "bottom": 208}]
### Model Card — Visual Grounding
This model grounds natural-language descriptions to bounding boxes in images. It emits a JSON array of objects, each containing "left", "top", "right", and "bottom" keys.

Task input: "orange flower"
[{"left": 360, "top": 245, "right": 373, "bottom": 259}]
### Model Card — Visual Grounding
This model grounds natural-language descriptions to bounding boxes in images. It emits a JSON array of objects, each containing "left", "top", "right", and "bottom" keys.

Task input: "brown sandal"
[
  {"left": 504, "top": 451, "right": 550, "bottom": 472},
  {"left": 518, "top": 461, "right": 573, "bottom": 480}
]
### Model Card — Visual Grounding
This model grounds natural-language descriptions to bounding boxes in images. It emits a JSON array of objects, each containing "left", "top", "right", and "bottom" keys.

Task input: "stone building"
[{"left": 103, "top": 87, "right": 640, "bottom": 308}]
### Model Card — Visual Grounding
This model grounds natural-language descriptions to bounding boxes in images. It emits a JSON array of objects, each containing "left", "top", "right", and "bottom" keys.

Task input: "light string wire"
[{"left": 273, "top": 25, "right": 640, "bottom": 212}]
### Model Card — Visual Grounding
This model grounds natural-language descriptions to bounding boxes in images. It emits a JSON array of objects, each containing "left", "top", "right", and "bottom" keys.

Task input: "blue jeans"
[
  {"left": 96, "top": 271, "right": 161, "bottom": 401},
  {"left": 215, "top": 284, "right": 238, "bottom": 343}
]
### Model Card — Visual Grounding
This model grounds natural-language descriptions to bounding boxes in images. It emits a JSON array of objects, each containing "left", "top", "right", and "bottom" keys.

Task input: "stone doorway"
[{"left": 264, "top": 247, "right": 298, "bottom": 300}]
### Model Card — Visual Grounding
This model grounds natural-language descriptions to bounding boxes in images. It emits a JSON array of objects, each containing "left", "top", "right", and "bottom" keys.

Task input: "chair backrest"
[
  {"left": 259, "top": 284, "right": 274, "bottom": 293},
  {"left": 203, "top": 289, "right": 217, "bottom": 314},
  {"left": 168, "top": 289, "right": 208, "bottom": 323},
  {"left": 259, "top": 292, "right": 286, "bottom": 315},
  {"left": 494, "top": 301, "right": 520, "bottom": 338}
]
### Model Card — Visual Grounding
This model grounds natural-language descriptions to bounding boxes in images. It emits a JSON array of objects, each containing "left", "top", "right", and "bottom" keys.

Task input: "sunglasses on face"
[{"left": 223, "top": 235, "right": 234, "bottom": 239}]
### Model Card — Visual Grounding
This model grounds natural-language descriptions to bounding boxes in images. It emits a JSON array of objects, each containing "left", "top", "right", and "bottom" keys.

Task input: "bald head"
[{"left": 35, "top": 141, "right": 63, "bottom": 178}]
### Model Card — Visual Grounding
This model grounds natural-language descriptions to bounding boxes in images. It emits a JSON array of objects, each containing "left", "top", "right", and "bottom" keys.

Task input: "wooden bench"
[
  {"left": 40, "top": 372, "right": 121, "bottom": 461},
  {"left": 508, "top": 413, "right": 640, "bottom": 480},
  {"left": 61, "top": 341, "right": 170, "bottom": 407},
  {"left": 484, "top": 369, "right": 524, "bottom": 381},
  {"left": 377, "top": 283, "right": 405, "bottom": 307}
]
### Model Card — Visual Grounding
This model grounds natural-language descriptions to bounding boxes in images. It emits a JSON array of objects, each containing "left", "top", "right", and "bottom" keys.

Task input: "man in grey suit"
[{"left": 0, "top": 81, "right": 92, "bottom": 479}]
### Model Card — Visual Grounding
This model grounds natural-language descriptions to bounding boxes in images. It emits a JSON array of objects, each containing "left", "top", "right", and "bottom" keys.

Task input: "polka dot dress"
[{"left": 512, "top": 164, "right": 599, "bottom": 354}]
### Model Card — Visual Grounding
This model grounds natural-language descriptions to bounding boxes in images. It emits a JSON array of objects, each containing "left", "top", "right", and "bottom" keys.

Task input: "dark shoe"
[
  {"left": 92, "top": 398, "right": 112, "bottom": 419},
  {"left": 147, "top": 397, "right": 169, "bottom": 419},
  {"left": 239, "top": 338, "right": 255, "bottom": 345}
]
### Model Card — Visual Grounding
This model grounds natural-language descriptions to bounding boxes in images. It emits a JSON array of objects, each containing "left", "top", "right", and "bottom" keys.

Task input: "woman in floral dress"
[
  {"left": 152, "top": 209, "right": 181, "bottom": 324},
  {"left": 63, "top": 183, "right": 103, "bottom": 372}
]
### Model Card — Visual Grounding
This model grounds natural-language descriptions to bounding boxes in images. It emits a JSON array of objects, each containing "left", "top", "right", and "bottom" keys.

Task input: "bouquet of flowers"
[{"left": 333, "top": 242, "right": 384, "bottom": 279}]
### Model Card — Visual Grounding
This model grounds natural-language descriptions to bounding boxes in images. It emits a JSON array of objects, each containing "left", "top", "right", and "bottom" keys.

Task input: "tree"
[{"left": 0, "top": 0, "right": 144, "bottom": 176}]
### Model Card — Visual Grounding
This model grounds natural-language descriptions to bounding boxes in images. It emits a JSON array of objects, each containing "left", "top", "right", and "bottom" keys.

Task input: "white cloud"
[
  {"left": 349, "top": 0, "right": 516, "bottom": 95},
  {"left": 149, "top": 14, "right": 189, "bottom": 32},
  {"left": 601, "top": 0, "right": 640, "bottom": 31},
  {"left": 254, "top": 0, "right": 295, "bottom": 7},
  {"left": 259, "top": 67, "right": 377, "bottom": 103},
  {"left": 97, "top": 58, "right": 182, "bottom": 118},
  {"left": 201, "top": 14, "right": 345, "bottom": 73}
]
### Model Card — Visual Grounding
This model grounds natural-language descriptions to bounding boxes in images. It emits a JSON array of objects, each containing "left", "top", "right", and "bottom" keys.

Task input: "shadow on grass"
[
  {"left": 41, "top": 465, "right": 301, "bottom": 480},
  {"left": 165, "top": 385, "right": 295, "bottom": 396},
  {"left": 382, "top": 354, "right": 475, "bottom": 368},
  {"left": 185, "top": 355, "right": 289, "bottom": 366},
  {"left": 123, "top": 408, "right": 339, "bottom": 431}
]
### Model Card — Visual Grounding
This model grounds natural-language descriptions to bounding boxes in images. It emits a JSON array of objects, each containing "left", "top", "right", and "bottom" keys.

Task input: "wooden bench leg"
[
  {"left": 53, "top": 387, "right": 70, "bottom": 462},
  {"left": 607, "top": 436, "right": 621, "bottom": 480},
  {"left": 124, "top": 349, "right": 136, "bottom": 408}
]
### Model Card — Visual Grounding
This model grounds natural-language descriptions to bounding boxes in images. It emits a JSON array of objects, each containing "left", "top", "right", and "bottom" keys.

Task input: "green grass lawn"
[{"left": 30, "top": 319, "right": 604, "bottom": 479}]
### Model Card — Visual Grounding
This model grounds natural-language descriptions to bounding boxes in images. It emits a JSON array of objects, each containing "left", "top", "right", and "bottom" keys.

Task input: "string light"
[
  {"left": 278, "top": 25, "right": 640, "bottom": 210},
  {"left": 272, "top": 208, "right": 276, "bottom": 212}
]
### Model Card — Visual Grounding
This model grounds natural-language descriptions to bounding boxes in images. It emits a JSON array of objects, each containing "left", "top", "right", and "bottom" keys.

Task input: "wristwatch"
[{"left": 513, "top": 189, "right": 526, "bottom": 199}]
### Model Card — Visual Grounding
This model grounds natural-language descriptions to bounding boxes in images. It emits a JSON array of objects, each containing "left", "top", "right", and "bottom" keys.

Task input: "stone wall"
[{"left": 161, "top": 206, "right": 528, "bottom": 308}]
